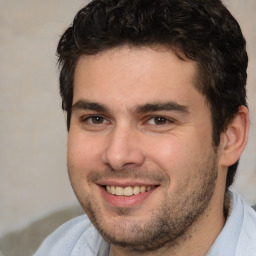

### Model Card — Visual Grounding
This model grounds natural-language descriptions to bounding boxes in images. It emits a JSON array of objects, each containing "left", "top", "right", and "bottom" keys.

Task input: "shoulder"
[
  {"left": 232, "top": 191, "right": 256, "bottom": 231},
  {"left": 34, "top": 214, "right": 104, "bottom": 256},
  {"left": 232, "top": 191, "right": 256, "bottom": 255},
  {"left": 239, "top": 196, "right": 256, "bottom": 239}
]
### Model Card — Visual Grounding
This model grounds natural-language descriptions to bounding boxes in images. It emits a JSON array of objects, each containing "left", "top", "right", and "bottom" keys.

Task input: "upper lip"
[{"left": 96, "top": 180, "right": 159, "bottom": 187}]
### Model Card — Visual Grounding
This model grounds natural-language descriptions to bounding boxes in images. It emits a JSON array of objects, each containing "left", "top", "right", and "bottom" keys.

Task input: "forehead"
[{"left": 73, "top": 45, "right": 206, "bottom": 111}]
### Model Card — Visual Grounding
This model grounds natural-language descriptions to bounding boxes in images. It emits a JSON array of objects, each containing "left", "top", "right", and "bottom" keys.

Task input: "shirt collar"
[{"left": 206, "top": 190, "right": 243, "bottom": 255}]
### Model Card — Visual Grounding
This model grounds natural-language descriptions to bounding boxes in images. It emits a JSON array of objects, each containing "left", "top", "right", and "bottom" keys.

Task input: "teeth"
[
  {"left": 110, "top": 186, "right": 116, "bottom": 195},
  {"left": 133, "top": 186, "right": 140, "bottom": 195},
  {"left": 124, "top": 186, "right": 133, "bottom": 196},
  {"left": 115, "top": 186, "right": 123, "bottom": 196},
  {"left": 106, "top": 186, "right": 111, "bottom": 193},
  {"left": 105, "top": 185, "right": 154, "bottom": 196}
]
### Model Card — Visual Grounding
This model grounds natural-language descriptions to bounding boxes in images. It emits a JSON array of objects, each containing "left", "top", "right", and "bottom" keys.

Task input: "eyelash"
[
  {"left": 82, "top": 115, "right": 174, "bottom": 126},
  {"left": 82, "top": 115, "right": 109, "bottom": 125},
  {"left": 146, "top": 116, "right": 174, "bottom": 126}
]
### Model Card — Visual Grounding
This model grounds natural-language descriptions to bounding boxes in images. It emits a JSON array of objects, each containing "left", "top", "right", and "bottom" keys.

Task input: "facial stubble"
[{"left": 69, "top": 152, "right": 218, "bottom": 253}]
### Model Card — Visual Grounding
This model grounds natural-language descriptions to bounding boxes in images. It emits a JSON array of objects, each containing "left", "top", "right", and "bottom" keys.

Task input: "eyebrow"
[
  {"left": 133, "top": 102, "right": 189, "bottom": 115},
  {"left": 72, "top": 100, "right": 110, "bottom": 113},
  {"left": 72, "top": 99, "right": 189, "bottom": 115}
]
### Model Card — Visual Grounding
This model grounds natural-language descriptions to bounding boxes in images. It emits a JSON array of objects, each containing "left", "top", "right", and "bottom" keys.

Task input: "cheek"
[
  {"left": 67, "top": 133, "right": 104, "bottom": 175},
  {"left": 145, "top": 133, "right": 212, "bottom": 178}
]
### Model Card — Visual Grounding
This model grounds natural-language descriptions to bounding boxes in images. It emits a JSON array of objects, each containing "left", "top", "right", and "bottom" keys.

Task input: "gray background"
[{"left": 0, "top": 0, "right": 255, "bottom": 255}]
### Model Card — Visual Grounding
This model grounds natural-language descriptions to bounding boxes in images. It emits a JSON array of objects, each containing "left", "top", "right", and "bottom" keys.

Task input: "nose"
[{"left": 102, "top": 125, "right": 145, "bottom": 170}]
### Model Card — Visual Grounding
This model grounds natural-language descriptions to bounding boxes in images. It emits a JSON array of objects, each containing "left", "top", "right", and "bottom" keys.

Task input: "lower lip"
[{"left": 99, "top": 186, "right": 158, "bottom": 208}]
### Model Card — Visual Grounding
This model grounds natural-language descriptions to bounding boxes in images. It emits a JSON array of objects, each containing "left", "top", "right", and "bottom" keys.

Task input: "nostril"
[{"left": 101, "top": 133, "right": 145, "bottom": 170}]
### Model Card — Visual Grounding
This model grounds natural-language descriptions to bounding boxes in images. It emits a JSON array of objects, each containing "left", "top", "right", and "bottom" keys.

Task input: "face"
[{"left": 68, "top": 46, "right": 221, "bottom": 252}]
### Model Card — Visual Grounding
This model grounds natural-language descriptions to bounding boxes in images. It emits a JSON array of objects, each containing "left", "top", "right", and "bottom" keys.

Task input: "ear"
[{"left": 219, "top": 105, "right": 249, "bottom": 167}]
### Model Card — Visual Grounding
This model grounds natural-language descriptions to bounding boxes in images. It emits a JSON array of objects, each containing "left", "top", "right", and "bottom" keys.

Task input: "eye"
[
  {"left": 84, "top": 115, "right": 108, "bottom": 125},
  {"left": 147, "top": 116, "right": 173, "bottom": 125}
]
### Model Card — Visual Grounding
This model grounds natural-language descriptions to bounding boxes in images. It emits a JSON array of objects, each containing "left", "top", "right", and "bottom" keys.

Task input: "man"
[{"left": 35, "top": 0, "right": 256, "bottom": 255}]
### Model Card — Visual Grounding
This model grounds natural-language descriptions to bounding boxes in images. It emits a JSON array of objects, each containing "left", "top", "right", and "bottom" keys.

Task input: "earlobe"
[{"left": 219, "top": 105, "right": 249, "bottom": 167}]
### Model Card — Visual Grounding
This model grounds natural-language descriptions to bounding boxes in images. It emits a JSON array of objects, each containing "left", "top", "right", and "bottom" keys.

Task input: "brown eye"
[
  {"left": 85, "top": 116, "right": 107, "bottom": 124},
  {"left": 147, "top": 116, "right": 172, "bottom": 126},
  {"left": 153, "top": 117, "right": 169, "bottom": 125},
  {"left": 92, "top": 116, "right": 104, "bottom": 124}
]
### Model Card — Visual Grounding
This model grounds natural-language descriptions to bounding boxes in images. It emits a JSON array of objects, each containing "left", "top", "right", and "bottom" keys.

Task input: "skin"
[{"left": 67, "top": 45, "right": 249, "bottom": 256}]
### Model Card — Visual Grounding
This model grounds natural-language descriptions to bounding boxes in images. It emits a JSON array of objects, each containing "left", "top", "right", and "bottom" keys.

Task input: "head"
[
  {"left": 57, "top": 0, "right": 248, "bottom": 190},
  {"left": 58, "top": 1, "right": 250, "bottom": 253}
]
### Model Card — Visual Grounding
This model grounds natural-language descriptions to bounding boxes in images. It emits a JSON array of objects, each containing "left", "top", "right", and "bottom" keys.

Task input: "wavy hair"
[{"left": 57, "top": 0, "right": 248, "bottom": 188}]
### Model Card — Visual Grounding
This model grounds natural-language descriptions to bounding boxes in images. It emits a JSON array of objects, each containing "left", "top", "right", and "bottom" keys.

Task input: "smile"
[
  {"left": 105, "top": 185, "right": 156, "bottom": 196},
  {"left": 99, "top": 183, "right": 159, "bottom": 207}
]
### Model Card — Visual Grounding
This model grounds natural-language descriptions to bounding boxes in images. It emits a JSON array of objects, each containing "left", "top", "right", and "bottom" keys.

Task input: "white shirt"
[
  {"left": 34, "top": 191, "right": 256, "bottom": 256},
  {"left": 207, "top": 191, "right": 256, "bottom": 256}
]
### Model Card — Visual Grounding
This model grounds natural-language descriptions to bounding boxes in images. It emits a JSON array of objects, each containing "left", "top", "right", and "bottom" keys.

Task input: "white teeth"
[
  {"left": 106, "top": 186, "right": 111, "bottom": 193},
  {"left": 133, "top": 186, "right": 140, "bottom": 195},
  {"left": 110, "top": 186, "right": 116, "bottom": 195},
  {"left": 106, "top": 185, "right": 153, "bottom": 196},
  {"left": 124, "top": 186, "right": 133, "bottom": 196},
  {"left": 115, "top": 186, "right": 124, "bottom": 196}
]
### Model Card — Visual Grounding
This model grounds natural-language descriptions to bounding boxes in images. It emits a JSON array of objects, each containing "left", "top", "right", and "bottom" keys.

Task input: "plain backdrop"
[{"left": 0, "top": 0, "right": 256, "bottom": 243}]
